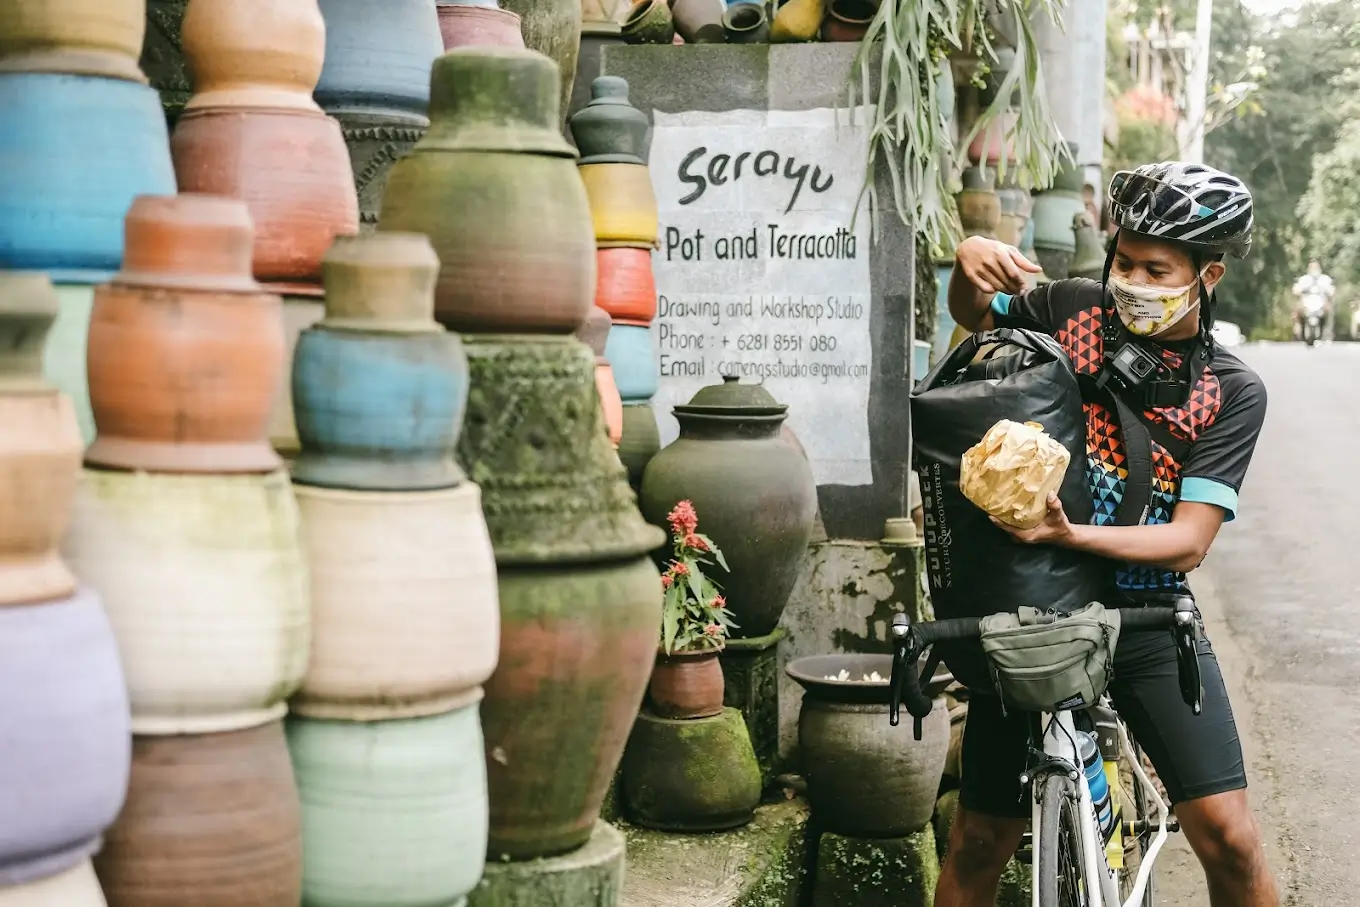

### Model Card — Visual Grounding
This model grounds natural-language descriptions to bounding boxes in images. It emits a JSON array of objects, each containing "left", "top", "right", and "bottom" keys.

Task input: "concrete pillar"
[{"left": 1032, "top": 0, "right": 1108, "bottom": 195}]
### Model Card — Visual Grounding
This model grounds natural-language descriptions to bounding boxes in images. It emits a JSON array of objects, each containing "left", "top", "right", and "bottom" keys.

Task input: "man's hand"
[
  {"left": 992, "top": 494, "right": 1075, "bottom": 546},
  {"left": 956, "top": 236, "right": 1043, "bottom": 296}
]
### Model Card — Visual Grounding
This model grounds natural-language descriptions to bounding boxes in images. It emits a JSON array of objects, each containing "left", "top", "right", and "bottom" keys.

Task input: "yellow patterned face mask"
[{"left": 1107, "top": 271, "right": 1206, "bottom": 336}]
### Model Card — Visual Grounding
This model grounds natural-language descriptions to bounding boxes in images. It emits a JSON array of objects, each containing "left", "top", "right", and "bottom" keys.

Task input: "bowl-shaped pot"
[
  {"left": 594, "top": 246, "right": 657, "bottom": 322},
  {"left": 181, "top": 0, "right": 325, "bottom": 112},
  {"left": 603, "top": 323, "right": 659, "bottom": 401},
  {"left": 0, "top": 0, "right": 145, "bottom": 83},
  {"left": 315, "top": 0, "right": 443, "bottom": 118},
  {"left": 62, "top": 469, "right": 311, "bottom": 734},
  {"left": 0, "top": 588, "right": 131, "bottom": 886},
  {"left": 172, "top": 107, "right": 360, "bottom": 292},
  {"left": 0, "top": 390, "right": 83, "bottom": 606},
  {"left": 291, "top": 482, "right": 499, "bottom": 720},
  {"left": 0, "top": 74, "right": 175, "bottom": 282},
  {"left": 579, "top": 163, "right": 659, "bottom": 244},
  {"left": 291, "top": 326, "right": 469, "bottom": 490}
]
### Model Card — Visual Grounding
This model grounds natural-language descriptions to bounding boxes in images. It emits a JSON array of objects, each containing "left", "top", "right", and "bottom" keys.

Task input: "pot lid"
[{"left": 675, "top": 374, "right": 787, "bottom": 414}]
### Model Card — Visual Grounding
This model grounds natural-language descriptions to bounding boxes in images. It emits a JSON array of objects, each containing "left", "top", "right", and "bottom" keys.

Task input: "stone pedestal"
[
  {"left": 468, "top": 821, "right": 626, "bottom": 907},
  {"left": 811, "top": 828, "right": 940, "bottom": 907},
  {"left": 720, "top": 628, "right": 783, "bottom": 785}
]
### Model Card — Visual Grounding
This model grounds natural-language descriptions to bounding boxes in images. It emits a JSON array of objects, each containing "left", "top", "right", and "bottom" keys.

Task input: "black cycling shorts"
[{"left": 957, "top": 626, "right": 1247, "bottom": 819}]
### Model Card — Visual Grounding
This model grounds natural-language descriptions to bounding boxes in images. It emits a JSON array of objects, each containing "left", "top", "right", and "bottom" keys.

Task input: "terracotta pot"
[
  {"left": 787, "top": 654, "right": 949, "bottom": 836},
  {"left": 648, "top": 646, "right": 724, "bottom": 719},
  {"left": 722, "top": 1, "right": 768, "bottom": 42},
  {"left": 172, "top": 108, "right": 359, "bottom": 292},
  {"left": 639, "top": 376, "right": 817, "bottom": 638},
  {"left": 84, "top": 195, "right": 286, "bottom": 475},
  {"left": 500, "top": 0, "right": 581, "bottom": 119},
  {"left": 0, "top": 74, "right": 175, "bottom": 282},
  {"left": 594, "top": 246, "right": 657, "bottom": 322},
  {"left": 620, "top": 707, "right": 761, "bottom": 830},
  {"left": 671, "top": 0, "right": 725, "bottom": 43},
  {"left": 315, "top": 0, "right": 443, "bottom": 119},
  {"left": 436, "top": 4, "right": 526, "bottom": 48},
  {"left": 603, "top": 322, "right": 659, "bottom": 401},
  {"left": 0, "top": 0, "right": 145, "bottom": 83},
  {"left": 93, "top": 722, "right": 303, "bottom": 907},
  {"left": 596, "top": 361, "right": 624, "bottom": 446},
  {"left": 378, "top": 49, "right": 595, "bottom": 334},
  {"left": 618, "top": 401, "right": 660, "bottom": 489},
  {"left": 569, "top": 76, "right": 650, "bottom": 164},
  {"left": 181, "top": 0, "right": 326, "bottom": 112},
  {"left": 0, "top": 272, "right": 60, "bottom": 390},
  {"left": 456, "top": 335, "right": 664, "bottom": 564},
  {"left": 291, "top": 482, "right": 499, "bottom": 720},
  {"left": 0, "top": 588, "right": 130, "bottom": 886},
  {"left": 967, "top": 109, "right": 1019, "bottom": 166},
  {"left": 0, "top": 861, "right": 108, "bottom": 907},
  {"left": 819, "top": 0, "right": 875, "bottom": 40},
  {"left": 622, "top": 0, "right": 675, "bottom": 45},
  {"left": 61, "top": 469, "right": 311, "bottom": 734},
  {"left": 41, "top": 284, "right": 96, "bottom": 444},
  {"left": 485, "top": 556, "right": 661, "bottom": 858},
  {"left": 287, "top": 705, "right": 488, "bottom": 906},
  {"left": 268, "top": 295, "right": 326, "bottom": 457},
  {"left": 0, "top": 390, "right": 82, "bottom": 606},
  {"left": 291, "top": 328, "right": 469, "bottom": 490},
  {"left": 141, "top": 0, "right": 191, "bottom": 126},
  {"left": 579, "top": 163, "right": 659, "bottom": 244}
]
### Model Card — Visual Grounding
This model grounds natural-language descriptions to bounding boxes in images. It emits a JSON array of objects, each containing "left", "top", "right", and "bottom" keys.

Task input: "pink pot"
[{"left": 436, "top": 4, "right": 526, "bottom": 48}]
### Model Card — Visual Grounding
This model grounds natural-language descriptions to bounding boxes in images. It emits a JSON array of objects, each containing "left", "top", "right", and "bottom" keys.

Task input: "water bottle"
[{"left": 1079, "top": 731, "right": 1115, "bottom": 839}]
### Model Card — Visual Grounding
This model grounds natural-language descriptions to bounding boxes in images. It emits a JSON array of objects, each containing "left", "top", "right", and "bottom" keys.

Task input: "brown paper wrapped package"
[{"left": 960, "top": 419, "right": 1071, "bottom": 530}]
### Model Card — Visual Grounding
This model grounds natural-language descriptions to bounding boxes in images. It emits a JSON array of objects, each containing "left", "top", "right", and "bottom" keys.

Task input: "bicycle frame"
[{"left": 1029, "top": 708, "right": 1172, "bottom": 907}]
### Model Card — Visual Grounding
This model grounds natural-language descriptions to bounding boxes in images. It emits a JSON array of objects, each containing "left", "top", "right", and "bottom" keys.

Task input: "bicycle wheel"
[{"left": 1038, "top": 773, "right": 1093, "bottom": 907}]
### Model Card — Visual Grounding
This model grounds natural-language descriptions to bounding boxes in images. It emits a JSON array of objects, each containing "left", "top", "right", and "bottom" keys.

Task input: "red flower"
[
  {"left": 704, "top": 623, "right": 723, "bottom": 637},
  {"left": 661, "top": 573, "right": 673, "bottom": 589},
  {"left": 670, "top": 561, "right": 690, "bottom": 577},
  {"left": 683, "top": 532, "right": 708, "bottom": 552},
  {"left": 667, "top": 500, "right": 699, "bottom": 536},
  {"left": 712, "top": 594, "right": 726, "bottom": 609}
]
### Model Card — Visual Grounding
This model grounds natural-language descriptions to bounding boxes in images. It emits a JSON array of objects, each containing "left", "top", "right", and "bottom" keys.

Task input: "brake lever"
[
  {"left": 889, "top": 613, "right": 910, "bottom": 727},
  {"left": 1173, "top": 597, "right": 1203, "bottom": 716}
]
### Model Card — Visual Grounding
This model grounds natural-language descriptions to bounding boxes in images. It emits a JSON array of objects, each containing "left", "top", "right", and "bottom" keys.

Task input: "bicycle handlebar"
[{"left": 889, "top": 600, "right": 1203, "bottom": 739}]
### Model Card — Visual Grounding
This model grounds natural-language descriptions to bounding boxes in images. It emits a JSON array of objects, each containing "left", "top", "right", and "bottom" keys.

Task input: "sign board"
[{"left": 646, "top": 106, "right": 876, "bottom": 486}]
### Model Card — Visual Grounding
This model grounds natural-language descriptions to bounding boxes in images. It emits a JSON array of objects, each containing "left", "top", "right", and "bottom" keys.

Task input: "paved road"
[{"left": 1157, "top": 341, "right": 1356, "bottom": 904}]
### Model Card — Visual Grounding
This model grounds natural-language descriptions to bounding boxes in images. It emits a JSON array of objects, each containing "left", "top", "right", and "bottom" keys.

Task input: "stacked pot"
[
  {"left": 0, "top": 2, "right": 176, "bottom": 443},
  {"left": 0, "top": 272, "right": 131, "bottom": 907},
  {"left": 286, "top": 233, "right": 499, "bottom": 907},
  {"left": 377, "top": 46, "right": 663, "bottom": 886},
  {"left": 314, "top": 0, "right": 444, "bottom": 230},
  {"left": 165, "top": 0, "right": 360, "bottom": 456},
  {"left": 436, "top": 0, "right": 527, "bottom": 50},
  {"left": 1030, "top": 142, "right": 1085, "bottom": 282},
  {"left": 59, "top": 195, "right": 308, "bottom": 907},
  {"left": 569, "top": 76, "right": 662, "bottom": 488}
]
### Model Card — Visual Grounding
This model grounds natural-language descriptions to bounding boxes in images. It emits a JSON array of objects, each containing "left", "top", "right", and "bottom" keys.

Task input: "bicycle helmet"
[{"left": 1107, "top": 161, "right": 1254, "bottom": 260}]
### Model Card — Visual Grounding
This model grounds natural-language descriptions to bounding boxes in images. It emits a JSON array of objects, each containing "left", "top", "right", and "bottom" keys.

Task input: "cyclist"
[
  {"left": 939, "top": 161, "right": 1277, "bottom": 907},
  {"left": 1292, "top": 260, "right": 1335, "bottom": 342}
]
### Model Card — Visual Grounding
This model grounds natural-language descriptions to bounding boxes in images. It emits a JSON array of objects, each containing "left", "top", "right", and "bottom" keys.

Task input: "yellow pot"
[
  {"left": 769, "top": 0, "right": 824, "bottom": 43},
  {"left": 579, "top": 163, "right": 659, "bottom": 245},
  {"left": 0, "top": 0, "right": 146, "bottom": 83}
]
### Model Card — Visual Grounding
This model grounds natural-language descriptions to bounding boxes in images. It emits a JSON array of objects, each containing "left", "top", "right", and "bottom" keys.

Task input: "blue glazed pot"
[
  {"left": 292, "top": 326, "right": 470, "bottom": 491},
  {"left": 0, "top": 74, "right": 176, "bottom": 283},
  {"left": 605, "top": 323, "right": 659, "bottom": 402},
  {"left": 932, "top": 263, "right": 959, "bottom": 365},
  {"left": 315, "top": 0, "right": 444, "bottom": 120}
]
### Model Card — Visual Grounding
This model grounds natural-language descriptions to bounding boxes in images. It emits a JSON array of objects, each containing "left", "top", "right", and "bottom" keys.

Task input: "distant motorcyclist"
[{"left": 1293, "top": 261, "right": 1335, "bottom": 342}]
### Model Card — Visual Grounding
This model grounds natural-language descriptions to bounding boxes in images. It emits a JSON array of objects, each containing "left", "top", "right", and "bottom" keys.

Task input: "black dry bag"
[{"left": 911, "top": 328, "right": 1113, "bottom": 685}]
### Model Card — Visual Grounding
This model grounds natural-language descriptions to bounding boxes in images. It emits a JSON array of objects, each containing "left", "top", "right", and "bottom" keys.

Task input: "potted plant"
[{"left": 649, "top": 499, "right": 736, "bottom": 719}]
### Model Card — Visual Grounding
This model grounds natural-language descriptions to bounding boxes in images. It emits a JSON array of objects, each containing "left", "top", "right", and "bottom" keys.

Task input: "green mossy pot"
[
  {"left": 287, "top": 704, "right": 488, "bottom": 907},
  {"left": 620, "top": 707, "right": 762, "bottom": 832},
  {"left": 500, "top": 0, "right": 580, "bottom": 123}
]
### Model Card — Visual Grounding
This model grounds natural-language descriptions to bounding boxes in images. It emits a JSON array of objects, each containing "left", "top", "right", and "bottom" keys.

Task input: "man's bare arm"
[{"left": 949, "top": 236, "right": 1043, "bottom": 331}]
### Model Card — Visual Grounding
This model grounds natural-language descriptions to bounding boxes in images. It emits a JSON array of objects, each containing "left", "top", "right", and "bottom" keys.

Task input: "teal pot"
[
  {"left": 639, "top": 376, "right": 817, "bottom": 638},
  {"left": 603, "top": 323, "right": 658, "bottom": 402},
  {"left": 932, "top": 263, "right": 958, "bottom": 364},
  {"left": 482, "top": 557, "right": 661, "bottom": 858},
  {"left": 1031, "top": 188, "right": 1083, "bottom": 279},
  {"left": 42, "top": 283, "right": 97, "bottom": 444},
  {"left": 620, "top": 707, "right": 761, "bottom": 831},
  {"left": 787, "top": 654, "right": 949, "bottom": 837},
  {"left": 721, "top": 1, "right": 768, "bottom": 43},
  {"left": 291, "top": 327, "right": 470, "bottom": 491},
  {"left": 288, "top": 704, "right": 489, "bottom": 907},
  {"left": 501, "top": 0, "right": 581, "bottom": 121},
  {"left": 315, "top": 0, "right": 444, "bottom": 120},
  {"left": 0, "top": 74, "right": 176, "bottom": 282},
  {"left": 618, "top": 401, "right": 660, "bottom": 490},
  {"left": 456, "top": 334, "right": 664, "bottom": 565},
  {"left": 569, "top": 76, "right": 649, "bottom": 165},
  {"left": 0, "top": 587, "right": 131, "bottom": 886}
]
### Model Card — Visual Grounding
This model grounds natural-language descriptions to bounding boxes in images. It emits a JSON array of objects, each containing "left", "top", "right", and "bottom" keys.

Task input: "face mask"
[{"left": 1108, "top": 272, "right": 1205, "bottom": 337}]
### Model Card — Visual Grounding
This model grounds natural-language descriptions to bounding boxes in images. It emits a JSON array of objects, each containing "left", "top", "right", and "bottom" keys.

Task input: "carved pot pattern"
[{"left": 333, "top": 116, "right": 426, "bottom": 232}]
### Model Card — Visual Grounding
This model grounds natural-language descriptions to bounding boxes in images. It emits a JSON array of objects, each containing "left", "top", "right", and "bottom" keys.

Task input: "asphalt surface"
[{"left": 1156, "top": 340, "right": 1352, "bottom": 904}]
